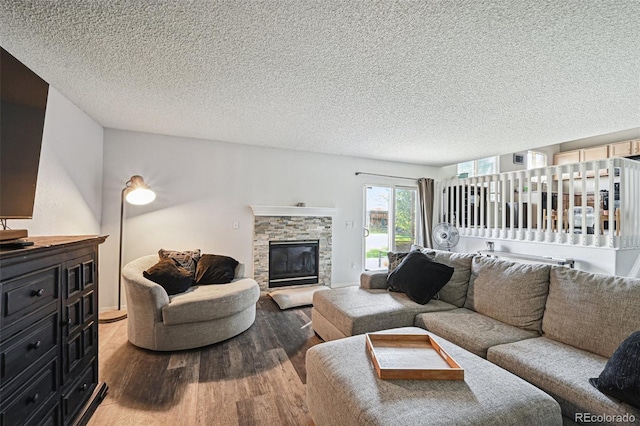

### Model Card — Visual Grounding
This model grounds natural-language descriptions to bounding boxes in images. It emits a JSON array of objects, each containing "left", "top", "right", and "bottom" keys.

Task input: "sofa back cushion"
[
  {"left": 542, "top": 267, "right": 640, "bottom": 358},
  {"left": 464, "top": 256, "right": 551, "bottom": 333},
  {"left": 429, "top": 251, "right": 475, "bottom": 307}
]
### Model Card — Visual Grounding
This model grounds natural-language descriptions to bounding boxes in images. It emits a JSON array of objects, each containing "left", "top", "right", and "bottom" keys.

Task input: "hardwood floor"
[{"left": 89, "top": 297, "right": 322, "bottom": 425}]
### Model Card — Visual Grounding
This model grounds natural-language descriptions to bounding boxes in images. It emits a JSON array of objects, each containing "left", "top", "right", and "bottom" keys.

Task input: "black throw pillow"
[
  {"left": 387, "top": 251, "right": 410, "bottom": 292},
  {"left": 387, "top": 251, "right": 454, "bottom": 304},
  {"left": 143, "top": 257, "right": 193, "bottom": 295},
  {"left": 590, "top": 331, "right": 640, "bottom": 408},
  {"left": 196, "top": 254, "right": 239, "bottom": 284}
]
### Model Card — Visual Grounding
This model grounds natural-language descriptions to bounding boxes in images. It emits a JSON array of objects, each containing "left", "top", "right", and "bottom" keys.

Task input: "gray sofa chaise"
[
  {"left": 311, "top": 250, "right": 640, "bottom": 425},
  {"left": 122, "top": 254, "right": 260, "bottom": 351}
]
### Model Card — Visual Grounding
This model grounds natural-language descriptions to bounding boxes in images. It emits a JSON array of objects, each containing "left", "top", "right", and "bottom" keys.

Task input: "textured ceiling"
[{"left": 1, "top": 1, "right": 639, "bottom": 166}]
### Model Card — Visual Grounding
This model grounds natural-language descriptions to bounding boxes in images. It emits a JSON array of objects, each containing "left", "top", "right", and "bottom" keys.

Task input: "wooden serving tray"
[{"left": 365, "top": 333, "right": 464, "bottom": 380}]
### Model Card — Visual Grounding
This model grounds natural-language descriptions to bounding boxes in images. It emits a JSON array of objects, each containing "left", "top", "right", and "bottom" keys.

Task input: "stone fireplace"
[
  {"left": 269, "top": 240, "right": 319, "bottom": 287},
  {"left": 251, "top": 206, "right": 336, "bottom": 291}
]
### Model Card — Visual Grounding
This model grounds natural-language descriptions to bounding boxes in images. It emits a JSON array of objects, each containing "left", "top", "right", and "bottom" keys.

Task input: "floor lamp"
[{"left": 99, "top": 175, "right": 156, "bottom": 323}]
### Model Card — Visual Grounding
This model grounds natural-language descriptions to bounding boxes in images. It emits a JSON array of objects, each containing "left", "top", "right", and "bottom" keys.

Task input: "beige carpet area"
[{"left": 269, "top": 285, "right": 328, "bottom": 310}]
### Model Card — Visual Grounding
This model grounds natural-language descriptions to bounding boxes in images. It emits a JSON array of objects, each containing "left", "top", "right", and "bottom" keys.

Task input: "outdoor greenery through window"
[
  {"left": 364, "top": 185, "right": 418, "bottom": 270},
  {"left": 457, "top": 156, "right": 498, "bottom": 177}
]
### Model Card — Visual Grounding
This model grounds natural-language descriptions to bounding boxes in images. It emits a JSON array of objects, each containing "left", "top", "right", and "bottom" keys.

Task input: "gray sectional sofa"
[{"left": 311, "top": 250, "right": 640, "bottom": 425}]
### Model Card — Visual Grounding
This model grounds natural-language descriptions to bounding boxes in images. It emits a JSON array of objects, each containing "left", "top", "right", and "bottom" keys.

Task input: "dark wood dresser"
[{"left": 0, "top": 235, "right": 108, "bottom": 425}]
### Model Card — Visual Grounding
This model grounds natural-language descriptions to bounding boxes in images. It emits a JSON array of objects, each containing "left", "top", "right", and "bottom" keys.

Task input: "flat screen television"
[{"left": 1, "top": 46, "right": 49, "bottom": 240}]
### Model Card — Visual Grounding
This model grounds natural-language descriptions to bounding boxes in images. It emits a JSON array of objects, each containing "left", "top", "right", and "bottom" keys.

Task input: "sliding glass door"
[{"left": 364, "top": 185, "right": 418, "bottom": 270}]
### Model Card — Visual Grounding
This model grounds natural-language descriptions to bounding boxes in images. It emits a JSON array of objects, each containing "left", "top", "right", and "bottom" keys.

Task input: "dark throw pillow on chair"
[
  {"left": 387, "top": 251, "right": 454, "bottom": 304},
  {"left": 590, "top": 331, "right": 640, "bottom": 408},
  {"left": 195, "top": 254, "right": 239, "bottom": 284},
  {"left": 158, "top": 248, "right": 201, "bottom": 278},
  {"left": 143, "top": 257, "right": 194, "bottom": 295}
]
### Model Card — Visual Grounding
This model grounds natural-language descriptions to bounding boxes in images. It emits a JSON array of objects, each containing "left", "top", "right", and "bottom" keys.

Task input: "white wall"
[
  {"left": 455, "top": 236, "right": 640, "bottom": 277},
  {"left": 10, "top": 87, "right": 104, "bottom": 235},
  {"left": 99, "top": 129, "right": 439, "bottom": 310}
]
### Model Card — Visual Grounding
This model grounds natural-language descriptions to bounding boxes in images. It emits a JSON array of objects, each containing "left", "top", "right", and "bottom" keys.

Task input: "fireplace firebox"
[{"left": 269, "top": 240, "right": 319, "bottom": 287}]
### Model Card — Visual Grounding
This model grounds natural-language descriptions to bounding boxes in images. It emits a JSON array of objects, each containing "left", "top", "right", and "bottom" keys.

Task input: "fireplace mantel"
[{"left": 250, "top": 205, "right": 338, "bottom": 217}]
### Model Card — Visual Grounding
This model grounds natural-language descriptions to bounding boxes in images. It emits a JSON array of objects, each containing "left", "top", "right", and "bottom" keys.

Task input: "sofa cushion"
[
  {"left": 415, "top": 308, "right": 539, "bottom": 358},
  {"left": 387, "top": 251, "right": 454, "bottom": 304},
  {"left": 162, "top": 278, "right": 259, "bottom": 325},
  {"left": 403, "top": 247, "right": 475, "bottom": 307},
  {"left": 430, "top": 250, "right": 475, "bottom": 307},
  {"left": 312, "top": 286, "right": 456, "bottom": 337},
  {"left": 143, "top": 257, "right": 194, "bottom": 295},
  {"left": 464, "top": 256, "right": 550, "bottom": 333},
  {"left": 591, "top": 331, "right": 640, "bottom": 408},
  {"left": 488, "top": 337, "right": 640, "bottom": 422},
  {"left": 195, "top": 254, "right": 239, "bottom": 284},
  {"left": 360, "top": 271, "right": 390, "bottom": 290},
  {"left": 542, "top": 267, "right": 640, "bottom": 358}
]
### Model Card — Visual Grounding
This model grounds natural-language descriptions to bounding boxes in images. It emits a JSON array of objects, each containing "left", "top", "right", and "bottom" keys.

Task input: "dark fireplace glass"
[{"left": 269, "top": 240, "right": 319, "bottom": 287}]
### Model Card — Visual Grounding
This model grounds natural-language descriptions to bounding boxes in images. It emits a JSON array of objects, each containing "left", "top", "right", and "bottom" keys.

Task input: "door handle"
[{"left": 363, "top": 228, "right": 370, "bottom": 237}]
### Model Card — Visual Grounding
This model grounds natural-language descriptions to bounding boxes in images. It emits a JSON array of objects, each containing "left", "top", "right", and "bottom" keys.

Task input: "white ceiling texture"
[{"left": 1, "top": 1, "right": 639, "bottom": 166}]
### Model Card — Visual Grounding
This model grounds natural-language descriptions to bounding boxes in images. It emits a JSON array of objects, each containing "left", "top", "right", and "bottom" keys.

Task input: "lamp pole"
[
  {"left": 99, "top": 176, "right": 155, "bottom": 323},
  {"left": 117, "top": 185, "right": 127, "bottom": 312}
]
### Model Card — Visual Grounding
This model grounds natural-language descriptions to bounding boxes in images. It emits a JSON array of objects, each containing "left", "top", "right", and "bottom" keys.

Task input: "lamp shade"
[{"left": 124, "top": 175, "right": 156, "bottom": 205}]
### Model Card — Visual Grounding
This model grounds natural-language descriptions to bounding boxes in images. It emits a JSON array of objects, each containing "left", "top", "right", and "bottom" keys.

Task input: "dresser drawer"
[
  {"left": 31, "top": 400, "right": 61, "bottom": 426},
  {"left": 1, "top": 311, "right": 59, "bottom": 388},
  {"left": 1, "top": 266, "right": 60, "bottom": 330},
  {"left": 62, "top": 360, "right": 96, "bottom": 422},
  {"left": 0, "top": 358, "right": 58, "bottom": 426},
  {"left": 3, "top": 396, "right": 60, "bottom": 426}
]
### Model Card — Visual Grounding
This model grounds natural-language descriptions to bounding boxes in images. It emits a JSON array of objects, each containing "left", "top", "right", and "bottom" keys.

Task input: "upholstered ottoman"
[{"left": 306, "top": 327, "right": 562, "bottom": 426}]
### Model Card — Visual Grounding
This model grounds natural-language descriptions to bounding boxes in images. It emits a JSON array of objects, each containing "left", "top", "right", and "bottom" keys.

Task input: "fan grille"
[{"left": 432, "top": 222, "right": 459, "bottom": 250}]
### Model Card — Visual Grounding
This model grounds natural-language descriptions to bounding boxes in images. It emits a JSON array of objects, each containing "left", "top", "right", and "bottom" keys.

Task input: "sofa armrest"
[
  {"left": 122, "top": 255, "right": 171, "bottom": 324},
  {"left": 360, "top": 271, "right": 389, "bottom": 289}
]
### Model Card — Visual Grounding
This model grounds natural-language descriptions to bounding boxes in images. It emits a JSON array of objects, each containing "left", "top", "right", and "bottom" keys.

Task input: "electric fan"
[{"left": 432, "top": 222, "right": 460, "bottom": 251}]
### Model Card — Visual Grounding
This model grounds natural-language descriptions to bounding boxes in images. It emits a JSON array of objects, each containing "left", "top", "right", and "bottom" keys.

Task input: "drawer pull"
[
  {"left": 29, "top": 340, "right": 42, "bottom": 350},
  {"left": 28, "top": 393, "right": 40, "bottom": 404},
  {"left": 31, "top": 288, "right": 45, "bottom": 297},
  {"left": 61, "top": 318, "right": 71, "bottom": 326},
  {"left": 80, "top": 383, "right": 88, "bottom": 392}
]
